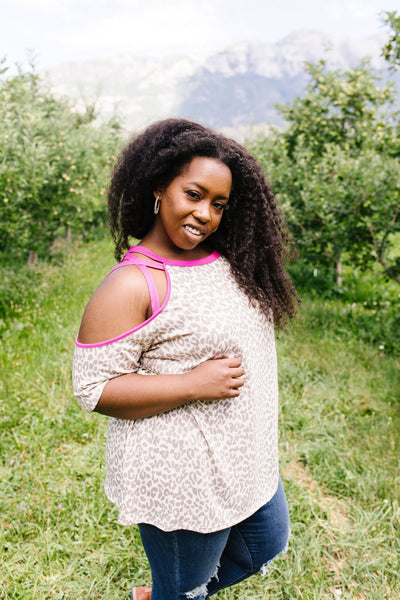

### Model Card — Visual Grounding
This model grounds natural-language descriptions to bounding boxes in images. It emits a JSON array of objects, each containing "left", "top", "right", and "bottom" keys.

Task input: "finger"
[
  {"left": 225, "top": 356, "right": 242, "bottom": 367},
  {"left": 229, "top": 367, "right": 245, "bottom": 378},
  {"left": 224, "top": 387, "right": 241, "bottom": 398},
  {"left": 229, "top": 378, "right": 244, "bottom": 389}
]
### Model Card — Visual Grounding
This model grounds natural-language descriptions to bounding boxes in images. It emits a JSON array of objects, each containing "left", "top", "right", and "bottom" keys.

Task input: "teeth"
[{"left": 184, "top": 225, "right": 203, "bottom": 236}]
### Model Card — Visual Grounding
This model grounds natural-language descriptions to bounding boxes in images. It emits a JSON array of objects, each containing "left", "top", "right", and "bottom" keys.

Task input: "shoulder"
[{"left": 77, "top": 266, "right": 151, "bottom": 344}]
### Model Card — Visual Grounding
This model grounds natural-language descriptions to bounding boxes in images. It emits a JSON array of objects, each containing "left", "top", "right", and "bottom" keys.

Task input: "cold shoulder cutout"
[{"left": 77, "top": 248, "right": 169, "bottom": 346}]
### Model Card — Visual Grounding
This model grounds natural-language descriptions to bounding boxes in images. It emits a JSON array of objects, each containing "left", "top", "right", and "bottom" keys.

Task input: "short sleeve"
[{"left": 72, "top": 336, "right": 143, "bottom": 413}]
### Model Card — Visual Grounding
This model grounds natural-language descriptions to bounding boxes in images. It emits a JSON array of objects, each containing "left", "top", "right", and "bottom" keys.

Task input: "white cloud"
[
  {"left": 11, "top": 0, "right": 60, "bottom": 8},
  {"left": 43, "top": 1, "right": 230, "bottom": 57},
  {"left": 2, "top": 0, "right": 399, "bottom": 67},
  {"left": 325, "top": 0, "right": 396, "bottom": 34}
]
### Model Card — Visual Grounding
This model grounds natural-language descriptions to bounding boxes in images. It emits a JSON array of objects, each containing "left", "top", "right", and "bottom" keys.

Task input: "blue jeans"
[{"left": 138, "top": 477, "right": 289, "bottom": 599}]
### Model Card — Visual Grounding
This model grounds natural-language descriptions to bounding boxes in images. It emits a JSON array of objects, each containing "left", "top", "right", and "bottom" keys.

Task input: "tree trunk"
[
  {"left": 368, "top": 225, "right": 400, "bottom": 286},
  {"left": 336, "top": 258, "right": 342, "bottom": 287},
  {"left": 28, "top": 250, "right": 38, "bottom": 268},
  {"left": 66, "top": 226, "right": 72, "bottom": 243}
]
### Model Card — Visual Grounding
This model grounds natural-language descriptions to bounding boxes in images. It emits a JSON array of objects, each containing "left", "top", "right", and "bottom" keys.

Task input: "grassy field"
[{"left": 1, "top": 238, "right": 399, "bottom": 599}]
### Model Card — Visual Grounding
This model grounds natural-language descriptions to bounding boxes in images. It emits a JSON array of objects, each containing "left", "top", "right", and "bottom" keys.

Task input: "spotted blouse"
[{"left": 72, "top": 246, "right": 279, "bottom": 533}]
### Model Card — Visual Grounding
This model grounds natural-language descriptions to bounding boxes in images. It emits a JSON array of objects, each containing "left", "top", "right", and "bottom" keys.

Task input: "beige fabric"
[{"left": 72, "top": 255, "right": 279, "bottom": 533}]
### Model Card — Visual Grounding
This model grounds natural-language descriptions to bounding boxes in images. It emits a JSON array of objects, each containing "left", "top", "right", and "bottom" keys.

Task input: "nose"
[{"left": 193, "top": 200, "right": 211, "bottom": 223}]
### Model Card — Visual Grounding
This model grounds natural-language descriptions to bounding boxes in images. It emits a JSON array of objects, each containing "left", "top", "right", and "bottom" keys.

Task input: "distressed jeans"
[{"left": 138, "top": 477, "right": 289, "bottom": 600}]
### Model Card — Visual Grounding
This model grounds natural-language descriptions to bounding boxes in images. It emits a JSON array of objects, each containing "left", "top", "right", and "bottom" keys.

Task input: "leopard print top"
[{"left": 72, "top": 246, "right": 279, "bottom": 533}]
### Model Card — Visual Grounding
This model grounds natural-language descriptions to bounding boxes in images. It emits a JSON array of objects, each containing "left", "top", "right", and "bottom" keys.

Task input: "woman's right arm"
[
  {"left": 74, "top": 268, "right": 244, "bottom": 420},
  {"left": 97, "top": 356, "right": 244, "bottom": 419}
]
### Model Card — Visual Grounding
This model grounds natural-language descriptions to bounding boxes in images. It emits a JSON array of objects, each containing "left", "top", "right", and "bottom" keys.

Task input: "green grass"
[{"left": 1, "top": 239, "right": 399, "bottom": 599}]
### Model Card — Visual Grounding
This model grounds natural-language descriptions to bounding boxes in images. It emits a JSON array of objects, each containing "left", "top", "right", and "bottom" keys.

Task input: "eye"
[
  {"left": 186, "top": 190, "right": 201, "bottom": 200},
  {"left": 213, "top": 202, "right": 228, "bottom": 211}
]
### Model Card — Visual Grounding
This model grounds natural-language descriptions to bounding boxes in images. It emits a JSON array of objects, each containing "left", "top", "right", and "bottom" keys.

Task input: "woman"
[{"left": 73, "top": 118, "right": 299, "bottom": 600}]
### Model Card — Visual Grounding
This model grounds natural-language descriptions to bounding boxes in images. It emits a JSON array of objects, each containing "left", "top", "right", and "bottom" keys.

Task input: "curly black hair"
[{"left": 108, "top": 118, "right": 299, "bottom": 327}]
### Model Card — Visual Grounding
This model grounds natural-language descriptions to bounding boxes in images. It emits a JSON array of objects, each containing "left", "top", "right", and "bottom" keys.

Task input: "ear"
[{"left": 153, "top": 189, "right": 163, "bottom": 199}]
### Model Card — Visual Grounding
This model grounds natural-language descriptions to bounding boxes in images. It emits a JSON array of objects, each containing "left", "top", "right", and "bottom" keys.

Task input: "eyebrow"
[{"left": 187, "top": 182, "right": 229, "bottom": 201}]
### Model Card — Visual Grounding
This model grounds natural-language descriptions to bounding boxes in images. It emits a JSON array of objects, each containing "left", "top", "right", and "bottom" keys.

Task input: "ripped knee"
[
  {"left": 184, "top": 582, "right": 208, "bottom": 599},
  {"left": 184, "top": 562, "right": 220, "bottom": 599},
  {"left": 258, "top": 539, "right": 289, "bottom": 576}
]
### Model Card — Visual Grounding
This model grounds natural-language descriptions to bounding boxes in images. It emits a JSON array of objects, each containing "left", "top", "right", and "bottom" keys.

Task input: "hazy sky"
[{"left": 1, "top": 0, "right": 398, "bottom": 68}]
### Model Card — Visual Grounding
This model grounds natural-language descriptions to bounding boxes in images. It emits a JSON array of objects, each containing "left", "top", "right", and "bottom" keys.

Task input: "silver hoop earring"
[{"left": 154, "top": 195, "right": 161, "bottom": 215}]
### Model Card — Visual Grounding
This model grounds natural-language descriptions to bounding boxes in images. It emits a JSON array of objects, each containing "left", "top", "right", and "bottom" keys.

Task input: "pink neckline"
[{"left": 131, "top": 245, "right": 220, "bottom": 266}]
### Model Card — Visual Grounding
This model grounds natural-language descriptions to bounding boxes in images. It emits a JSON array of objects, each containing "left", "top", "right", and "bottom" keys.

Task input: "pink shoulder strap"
[{"left": 136, "top": 264, "right": 160, "bottom": 314}]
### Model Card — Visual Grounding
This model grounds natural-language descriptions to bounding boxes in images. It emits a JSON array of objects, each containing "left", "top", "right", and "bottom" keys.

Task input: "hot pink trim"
[
  {"left": 137, "top": 264, "right": 160, "bottom": 315},
  {"left": 75, "top": 270, "right": 172, "bottom": 348},
  {"left": 109, "top": 257, "right": 165, "bottom": 274},
  {"left": 132, "top": 245, "right": 220, "bottom": 266}
]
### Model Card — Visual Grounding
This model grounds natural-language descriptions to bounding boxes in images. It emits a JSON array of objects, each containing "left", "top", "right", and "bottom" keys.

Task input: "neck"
[{"left": 141, "top": 231, "right": 212, "bottom": 261}]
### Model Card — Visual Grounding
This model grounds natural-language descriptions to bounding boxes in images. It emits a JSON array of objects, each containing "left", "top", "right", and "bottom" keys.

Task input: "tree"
[
  {"left": 249, "top": 60, "right": 400, "bottom": 285},
  {"left": 279, "top": 60, "right": 396, "bottom": 159},
  {"left": 382, "top": 11, "right": 400, "bottom": 69},
  {"left": 0, "top": 59, "right": 121, "bottom": 264}
]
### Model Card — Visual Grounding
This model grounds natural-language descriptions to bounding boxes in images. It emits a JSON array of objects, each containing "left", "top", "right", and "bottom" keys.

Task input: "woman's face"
[{"left": 153, "top": 156, "right": 232, "bottom": 253}]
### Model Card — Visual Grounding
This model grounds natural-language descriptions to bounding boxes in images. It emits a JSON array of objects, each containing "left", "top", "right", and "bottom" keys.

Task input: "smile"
[{"left": 183, "top": 225, "right": 205, "bottom": 237}]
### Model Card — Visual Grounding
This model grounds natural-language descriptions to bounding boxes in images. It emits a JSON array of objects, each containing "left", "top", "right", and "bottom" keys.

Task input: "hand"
[{"left": 186, "top": 356, "right": 245, "bottom": 402}]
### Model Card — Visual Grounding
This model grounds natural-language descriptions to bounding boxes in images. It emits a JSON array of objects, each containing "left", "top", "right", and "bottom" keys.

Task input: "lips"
[{"left": 183, "top": 224, "right": 206, "bottom": 237}]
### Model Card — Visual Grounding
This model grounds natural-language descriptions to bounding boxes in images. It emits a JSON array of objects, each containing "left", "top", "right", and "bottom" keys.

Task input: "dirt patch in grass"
[{"left": 283, "top": 461, "right": 351, "bottom": 530}]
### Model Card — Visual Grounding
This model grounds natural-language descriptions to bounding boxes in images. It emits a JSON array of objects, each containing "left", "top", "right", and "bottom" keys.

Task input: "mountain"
[{"left": 43, "top": 30, "right": 397, "bottom": 135}]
